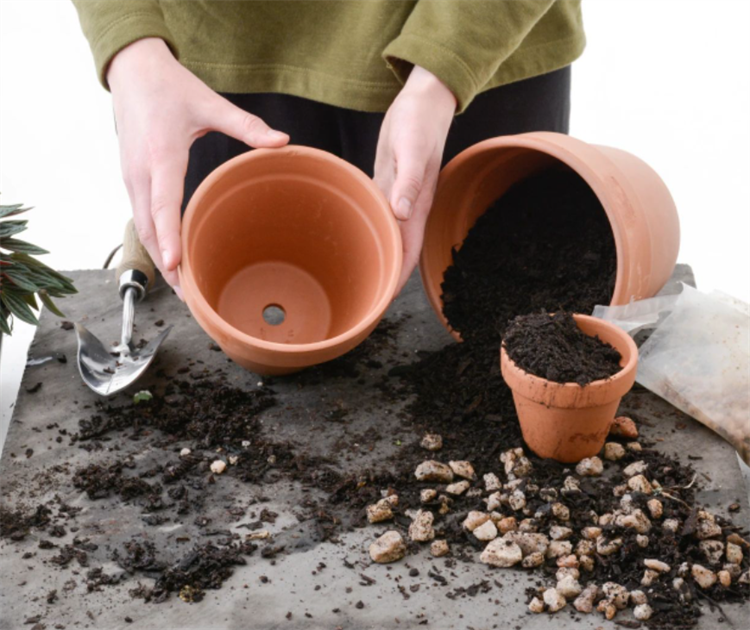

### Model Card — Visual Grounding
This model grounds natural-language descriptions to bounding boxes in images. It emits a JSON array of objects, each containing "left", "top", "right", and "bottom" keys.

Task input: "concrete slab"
[{"left": 1, "top": 267, "right": 747, "bottom": 630}]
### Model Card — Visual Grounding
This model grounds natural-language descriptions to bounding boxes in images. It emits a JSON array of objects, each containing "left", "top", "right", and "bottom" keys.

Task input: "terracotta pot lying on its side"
[
  {"left": 500, "top": 314, "right": 638, "bottom": 463},
  {"left": 180, "top": 146, "right": 402, "bottom": 375},
  {"left": 419, "top": 132, "right": 680, "bottom": 340}
]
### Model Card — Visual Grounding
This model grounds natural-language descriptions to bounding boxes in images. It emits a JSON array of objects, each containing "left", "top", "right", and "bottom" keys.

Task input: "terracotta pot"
[
  {"left": 420, "top": 132, "right": 680, "bottom": 340},
  {"left": 179, "top": 146, "right": 402, "bottom": 375},
  {"left": 500, "top": 314, "right": 638, "bottom": 463}
]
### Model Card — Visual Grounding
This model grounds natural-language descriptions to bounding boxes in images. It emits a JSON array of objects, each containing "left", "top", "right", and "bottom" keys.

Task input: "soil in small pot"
[{"left": 503, "top": 311, "right": 622, "bottom": 385}]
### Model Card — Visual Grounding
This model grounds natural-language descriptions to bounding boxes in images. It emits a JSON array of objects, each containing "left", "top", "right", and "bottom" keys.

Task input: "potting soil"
[{"left": 503, "top": 311, "right": 623, "bottom": 385}]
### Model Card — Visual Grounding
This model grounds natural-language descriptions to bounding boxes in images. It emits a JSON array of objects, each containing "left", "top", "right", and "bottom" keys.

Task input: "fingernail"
[
  {"left": 398, "top": 197, "right": 413, "bottom": 220},
  {"left": 266, "top": 130, "right": 288, "bottom": 141},
  {"left": 162, "top": 250, "right": 172, "bottom": 269},
  {"left": 174, "top": 285, "right": 184, "bottom": 302}
]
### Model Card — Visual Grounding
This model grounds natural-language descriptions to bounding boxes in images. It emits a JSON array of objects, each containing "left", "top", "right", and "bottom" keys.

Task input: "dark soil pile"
[{"left": 503, "top": 311, "right": 622, "bottom": 385}]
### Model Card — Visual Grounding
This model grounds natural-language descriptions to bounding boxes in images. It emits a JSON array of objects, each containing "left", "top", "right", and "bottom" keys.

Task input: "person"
[{"left": 72, "top": 0, "right": 584, "bottom": 298}]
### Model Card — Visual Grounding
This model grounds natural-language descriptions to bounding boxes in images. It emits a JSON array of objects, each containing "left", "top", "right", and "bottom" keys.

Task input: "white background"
[{"left": 1, "top": 0, "right": 749, "bottom": 453}]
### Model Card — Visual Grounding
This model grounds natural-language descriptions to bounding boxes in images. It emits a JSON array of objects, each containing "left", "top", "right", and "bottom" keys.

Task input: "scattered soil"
[{"left": 503, "top": 311, "right": 622, "bottom": 385}]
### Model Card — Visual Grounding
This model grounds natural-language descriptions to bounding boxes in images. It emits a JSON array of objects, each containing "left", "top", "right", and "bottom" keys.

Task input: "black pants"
[{"left": 183, "top": 65, "right": 571, "bottom": 211}]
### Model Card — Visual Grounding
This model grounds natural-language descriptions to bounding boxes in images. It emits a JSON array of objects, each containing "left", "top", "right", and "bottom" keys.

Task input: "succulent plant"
[{"left": 0, "top": 201, "right": 76, "bottom": 335}]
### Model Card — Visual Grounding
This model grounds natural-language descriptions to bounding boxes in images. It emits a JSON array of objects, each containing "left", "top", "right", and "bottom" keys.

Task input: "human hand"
[
  {"left": 107, "top": 38, "right": 289, "bottom": 297},
  {"left": 374, "top": 65, "right": 456, "bottom": 295}
]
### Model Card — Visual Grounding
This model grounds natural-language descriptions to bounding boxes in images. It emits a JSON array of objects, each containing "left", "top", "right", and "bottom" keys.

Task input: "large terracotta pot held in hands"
[
  {"left": 180, "top": 146, "right": 402, "bottom": 375},
  {"left": 420, "top": 132, "right": 681, "bottom": 339},
  {"left": 500, "top": 314, "right": 639, "bottom": 463}
]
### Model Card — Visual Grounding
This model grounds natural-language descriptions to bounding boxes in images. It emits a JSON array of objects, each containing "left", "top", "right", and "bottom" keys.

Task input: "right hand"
[{"left": 107, "top": 38, "right": 289, "bottom": 297}]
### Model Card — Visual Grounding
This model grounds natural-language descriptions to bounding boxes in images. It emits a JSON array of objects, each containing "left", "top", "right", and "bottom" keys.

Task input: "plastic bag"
[{"left": 593, "top": 284, "right": 750, "bottom": 464}]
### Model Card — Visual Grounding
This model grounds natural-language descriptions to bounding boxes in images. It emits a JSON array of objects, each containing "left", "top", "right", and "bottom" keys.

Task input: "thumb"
[
  {"left": 390, "top": 154, "right": 425, "bottom": 221},
  {"left": 201, "top": 95, "right": 289, "bottom": 148}
]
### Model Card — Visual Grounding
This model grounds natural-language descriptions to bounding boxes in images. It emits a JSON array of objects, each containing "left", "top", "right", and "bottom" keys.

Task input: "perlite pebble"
[
  {"left": 480, "top": 538, "right": 523, "bottom": 568},
  {"left": 602, "top": 582, "right": 629, "bottom": 609},
  {"left": 528, "top": 597, "right": 545, "bottom": 613},
  {"left": 420, "top": 488, "right": 437, "bottom": 503},
  {"left": 521, "top": 551, "right": 545, "bottom": 568},
  {"left": 582, "top": 527, "right": 602, "bottom": 540},
  {"left": 647, "top": 498, "right": 663, "bottom": 519},
  {"left": 414, "top": 460, "right": 453, "bottom": 482},
  {"left": 628, "top": 474, "right": 653, "bottom": 494},
  {"left": 445, "top": 480, "right": 470, "bottom": 495},
  {"left": 556, "top": 567, "right": 580, "bottom": 581},
  {"left": 615, "top": 509, "right": 652, "bottom": 533},
  {"left": 550, "top": 525, "right": 573, "bottom": 540},
  {"left": 420, "top": 433, "right": 443, "bottom": 451},
  {"left": 485, "top": 492, "right": 503, "bottom": 511},
  {"left": 473, "top": 519, "right": 498, "bottom": 542},
  {"left": 547, "top": 541, "right": 573, "bottom": 559},
  {"left": 692, "top": 564, "right": 717, "bottom": 589},
  {"left": 210, "top": 460, "right": 226, "bottom": 474},
  {"left": 497, "top": 516, "right": 517, "bottom": 533},
  {"left": 504, "top": 531, "right": 550, "bottom": 556},
  {"left": 596, "top": 537, "right": 623, "bottom": 556},
  {"left": 573, "top": 584, "right": 598, "bottom": 613},
  {"left": 576, "top": 457, "right": 604, "bottom": 477},
  {"left": 597, "top": 599, "right": 617, "bottom": 620},
  {"left": 556, "top": 575, "right": 583, "bottom": 599},
  {"left": 462, "top": 511, "right": 490, "bottom": 532},
  {"left": 641, "top": 569, "right": 660, "bottom": 586},
  {"left": 603, "top": 442, "right": 626, "bottom": 461},
  {"left": 630, "top": 590, "right": 648, "bottom": 605},
  {"left": 483, "top": 472, "right": 502, "bottom": 492},
  {"left": 663, "top": 518, "right": 680, "bottom": 533},
  {"left": 179, "top": 448, "right": 191, "bottom": 457},
  {"left": 408, "top": 510, "right": 435, "bottom": 542},
  {"left": 633, "top": 604, "right": 653, "bottom": 621},
  {"left": 695, "top": 511, "right": 723, "bottom": 539},
  {"left": 727, "top": 541, "right": 744, "bottom": 564},
  {"left": 627, "top": 441, "right": 643, "bottom": 451},
  {"left": 557, "top": 554, "right": 579, "bottom": 569},
  {"left": 430, "top": 539, "right": 449, "bottom": 557},
  {"left": 369, "top": 531, "right": 406, "bottom": 563},
  {"left": 610, "top": 415, "right": 639, "bottom": 438},
  {"left": 449, "top": 460, "right": 476, "bottom": 480},
  {"left": 623, "top": 460, "right": 648, "bottom": 477},
  {"left": 578, "top": 555, "right": 595, "bottom": 573},
  {"left": 636, "top": 535, "right": 650, "bottom": 548},
  {"left": 543, "top": 588, "right": 567, "bottom": 613},
  {"left": 718, "top": 570, "right": 732, "bottom": 587},
  {"left": 644, "top": 559, "right": 670, "bottom": 573},
  {"left": 699, "top": 540, "right": 725, "bottom": 565},
  {"left": 366, "top": 498, "right": 394, "bottom": 524}
]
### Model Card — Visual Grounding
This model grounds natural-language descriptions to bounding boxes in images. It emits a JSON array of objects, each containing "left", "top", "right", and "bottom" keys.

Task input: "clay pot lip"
[
  {"left": 499, "top": 314, "right": 638, "bottom": 402},
  {"left": 419, "top": 132, "right": 634, "bottom": 342},
  {"left": 178, "top": 145, "right": 403, "bottom": 356}
]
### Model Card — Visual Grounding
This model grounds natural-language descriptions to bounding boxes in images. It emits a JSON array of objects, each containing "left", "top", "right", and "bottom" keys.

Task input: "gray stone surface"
[{"left": 1, "top": 267, "right": 748, "bottom": 630}]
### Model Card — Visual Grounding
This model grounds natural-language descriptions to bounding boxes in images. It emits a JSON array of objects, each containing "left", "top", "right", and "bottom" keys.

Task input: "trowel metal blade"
[{"left": 75, "top": 323, "right": 172, "bottom": 397}]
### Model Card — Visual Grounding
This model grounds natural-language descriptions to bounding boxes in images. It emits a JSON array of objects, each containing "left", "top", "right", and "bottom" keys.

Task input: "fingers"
[
  {"left": 389, "top": 152, "right": 426, "bottom": 221},
  {"left": 150, "top": 153, "right": 188, "bottom": 273},
  {"left": 126, "top": 166, "right": 181, "bottom": 293},
  {"left": 201, "top": 96, "right": 289, "bottom": 148}
]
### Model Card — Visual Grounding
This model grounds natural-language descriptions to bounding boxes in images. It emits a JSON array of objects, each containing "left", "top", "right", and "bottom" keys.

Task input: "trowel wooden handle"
[{"left": 116, "top": 219, "right": 156, "bottom": 298}]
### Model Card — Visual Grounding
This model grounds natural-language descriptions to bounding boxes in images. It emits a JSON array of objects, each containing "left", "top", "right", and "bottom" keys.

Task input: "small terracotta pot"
[
  {"left": 179, "top": 146, "right": 402, "bottom": 375},
  {"left": 500, "top": 314, "right": 638, "bottom": 463},
  {"left": 420, "top": 132, "right": 680, "bottom": 340}
]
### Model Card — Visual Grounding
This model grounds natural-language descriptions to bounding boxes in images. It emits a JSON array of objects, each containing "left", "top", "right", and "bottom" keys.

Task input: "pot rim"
[
  {"left": 179, "top": 145, "right": 403, "bottom": 356},
  {"left": 499, "top": 314, "right": 638, "bottom": 405},
  {"left": 419, "top": 132, "right": 638, "bottom": 341}
]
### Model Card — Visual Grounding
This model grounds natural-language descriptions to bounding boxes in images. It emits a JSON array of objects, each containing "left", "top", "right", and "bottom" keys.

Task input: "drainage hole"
[{"left": 262, "top": 304, "right": 286, "bottom": 326}]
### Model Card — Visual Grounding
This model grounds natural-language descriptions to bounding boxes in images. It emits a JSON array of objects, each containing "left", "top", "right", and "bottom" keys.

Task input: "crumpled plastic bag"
[{"left": 593, "top": 284, "right": 750, "bottom": 464}]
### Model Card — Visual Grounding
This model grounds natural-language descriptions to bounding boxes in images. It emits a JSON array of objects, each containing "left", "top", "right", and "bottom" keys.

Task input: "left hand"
[{"left": 374, "top": 65, "right": 457, "bottom": 295}]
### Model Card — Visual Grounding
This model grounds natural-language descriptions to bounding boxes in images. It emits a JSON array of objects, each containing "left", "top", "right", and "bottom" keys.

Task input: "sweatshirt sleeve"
[
  {"left": 71, "top": 0, "right": 178, "bottom": 89},
  {"left": 382, "top": 0, "right": 556, "bottom": 113}
]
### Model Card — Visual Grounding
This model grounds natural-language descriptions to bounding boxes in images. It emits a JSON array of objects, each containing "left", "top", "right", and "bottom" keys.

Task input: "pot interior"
[{"left": 186, "top": 154, "right": 396, "bottom": 345}]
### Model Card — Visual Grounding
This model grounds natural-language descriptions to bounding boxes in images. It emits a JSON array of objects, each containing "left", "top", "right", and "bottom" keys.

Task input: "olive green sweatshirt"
[{"left": 71, "top": 0, "right": 584, "bottom": 114}]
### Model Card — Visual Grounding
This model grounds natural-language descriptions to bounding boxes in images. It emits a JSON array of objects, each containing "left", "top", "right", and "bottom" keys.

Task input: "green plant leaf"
[
  {"left": 0, "top": 204, "right": 30, "bottom": 219},
  {"left": 2, "top": 267, "right": 40, "bottom": 292},
  {"left": 0, "top": 220, "right": 28, "bottom": 238},
  {"left": 0, "top": 238, "right": 48, "bottom": 255},
  {"left": 0, "top": 290, "right": 39, "bottom": 326},
  {"left": 38, "top": 290, "right": 66, "bottom": 318},
  {"left": 0, "top": 300, "right": 12, "bottom": 335}
]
